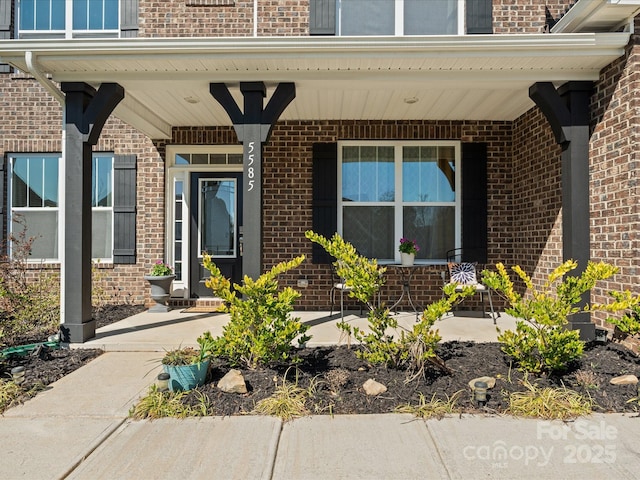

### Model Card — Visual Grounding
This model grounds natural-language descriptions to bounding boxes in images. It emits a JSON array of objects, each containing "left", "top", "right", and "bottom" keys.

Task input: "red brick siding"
[
  {"left": 138, "top": 0, "right": 309, "bottom": 37},
  {"left": 511, "top": 107, "right": 563, "bottom": 291},
  {"left": 590, "top": 38, "right": 640, "bottom": 329},
  {"left": 492, "top": 0, "right": 574, "bottom": 34},
  {"left": 137, "top": 0, "right": 576, "bottom": 38}
]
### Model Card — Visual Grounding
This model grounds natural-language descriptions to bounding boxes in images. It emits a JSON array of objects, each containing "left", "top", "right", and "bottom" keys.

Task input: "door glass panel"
[{"left": 200, "top": 179, "right": 236, "bottom": 257}]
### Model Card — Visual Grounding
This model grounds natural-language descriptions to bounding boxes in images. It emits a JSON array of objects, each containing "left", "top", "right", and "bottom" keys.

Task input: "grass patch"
[
  {"left": 507, "top": 377, "right": 593, "bottom": 420},
  {"left": 252, "top": 370, "right": 318, "bottom": 420},
  {"left": 129, "top": 385, "right": 212, "bottom": 419},
  {"left": 395, "top": 391, "right": 464, "bottom": 419},
  {"left": 0, "top": 380, "right": 23, "bottom": 414}
]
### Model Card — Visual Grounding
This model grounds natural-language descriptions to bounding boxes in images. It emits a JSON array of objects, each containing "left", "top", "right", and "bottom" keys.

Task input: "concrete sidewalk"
[{"left": 2, "top": 309, "right": 640, "bottom": 479}]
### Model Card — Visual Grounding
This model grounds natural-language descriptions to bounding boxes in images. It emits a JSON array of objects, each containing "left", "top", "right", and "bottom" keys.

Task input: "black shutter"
[
  {"left": 466, "top": 0, "right": 493, "bottom": 34},
  {"left": 461, "top": 143, "right": 488, "bottom": 263},
  {"left": 311, "top": 143, "right": 337, "bottom": 264},
  {"left": 0, "top": 0, "right": 12, "bottom": 73},
  {"left": 120, "top": 0, "right": 139, "bottom": 38},
  {"left": 113, "top": 154, "right": 137, "bottom": 264},
  {"left": 0, "top": 156, "right": 5, "bottom": 251},
  {"left": 309, "top": 0, "right": 336, "bottom": 35}
]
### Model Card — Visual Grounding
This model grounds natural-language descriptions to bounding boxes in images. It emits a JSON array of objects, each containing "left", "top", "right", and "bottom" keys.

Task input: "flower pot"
[
  {"left": 144, "top": 275, "right": 176, "bottom": 312},
  {"left": 163, "top": 360, "right": 210, "bottom": 392},
  {"left": 400, "top": 252, "right": 415, "bottom": 266}
]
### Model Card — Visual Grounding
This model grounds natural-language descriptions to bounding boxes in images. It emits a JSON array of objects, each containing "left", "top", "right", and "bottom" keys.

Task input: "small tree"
[
  {"left": 482, "top": 260, "right": 638, "bottom": 374},
  {"left": 203, "top": 254, "right": 310, "bottom": 369}
]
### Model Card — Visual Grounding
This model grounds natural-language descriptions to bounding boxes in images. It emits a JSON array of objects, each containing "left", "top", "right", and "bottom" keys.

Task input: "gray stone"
[
  {"left": 609, "top": 374, "right": 638, "bottom": 385},
  {"left": 218, "top": 369, "right": 248, "bottom": 393},
  {"left": 363, "top": 378, "right": 387, "bottom": 396},
  {"left": 468, "top": 376, "right": 496, "bottom": 390}
]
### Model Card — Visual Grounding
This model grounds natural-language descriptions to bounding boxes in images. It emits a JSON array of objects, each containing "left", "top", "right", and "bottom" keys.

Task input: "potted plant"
[
  {"left": 398, "top": 238, "right": 420, "bottom": 266},
  {"left": 144, "top": 260, "right": 175, "bottom": 312},
  {"left": 161, "top": 333, "right": 214, "bottom": 391}
]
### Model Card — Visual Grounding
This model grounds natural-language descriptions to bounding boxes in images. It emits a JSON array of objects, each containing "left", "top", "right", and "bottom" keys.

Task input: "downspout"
[
  {"left": 25, "top": 51, "right": 65, "bottom": 104},
  {"left": 25, "top": 51, "right": 67, "bottom": 329}
]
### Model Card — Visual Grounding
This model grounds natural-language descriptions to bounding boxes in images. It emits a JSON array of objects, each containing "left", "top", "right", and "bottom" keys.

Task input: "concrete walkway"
[{"left": 2, "top": 309, "right": 640, "bottom": 479}]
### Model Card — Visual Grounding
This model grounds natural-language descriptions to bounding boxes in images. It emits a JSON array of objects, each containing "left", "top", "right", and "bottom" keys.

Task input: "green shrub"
[
  {"left": 129, "top": 385, "right": 211, "bottom": 419},
  {"left": 607, "top": 295, "right": 640, "bottom": 337},
  {"left": 507, "top": 376, "right": 593, "bottom": 420},
  {"left": 0, "top": 218, "right": 60, "bottom": 342},
  {"left": 305, "top": 231, "right": 474, "bottom": 374},
  {"left": 203, "top": 255, "right": 310, "bottom": 368},
  {"left": 483, "top": 260, "right": 637, "bottom": 374}
]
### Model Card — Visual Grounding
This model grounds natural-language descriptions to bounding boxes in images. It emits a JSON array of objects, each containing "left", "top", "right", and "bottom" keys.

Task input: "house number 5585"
[{"left": 247, "top": 141, "right": 255, "bottom": 192}]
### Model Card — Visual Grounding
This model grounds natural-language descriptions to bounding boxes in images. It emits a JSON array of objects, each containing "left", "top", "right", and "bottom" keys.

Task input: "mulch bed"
[
  {"left": 0, "top": 304, "right": 145, "bottom": 395},
  {"left": 2, "top": 304, "right": 639, "bottom": 417},
  {"left": 182, "top": 341, "right": 640, "bottom": 416}
]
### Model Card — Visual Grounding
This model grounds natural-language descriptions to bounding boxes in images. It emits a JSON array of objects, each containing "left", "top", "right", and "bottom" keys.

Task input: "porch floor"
[{"left": 77, "top": 308, "right": 518, "bottom": 352}]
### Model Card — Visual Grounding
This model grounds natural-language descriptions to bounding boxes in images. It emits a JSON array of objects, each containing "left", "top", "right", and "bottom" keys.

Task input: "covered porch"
[{"left": 0, "top": 29, "right": 634, "bottom": 343}]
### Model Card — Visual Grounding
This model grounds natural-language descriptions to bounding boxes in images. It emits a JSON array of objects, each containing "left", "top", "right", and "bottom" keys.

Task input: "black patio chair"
[{"left": 441, "top": 248, "right": 498, "bottom": 324}]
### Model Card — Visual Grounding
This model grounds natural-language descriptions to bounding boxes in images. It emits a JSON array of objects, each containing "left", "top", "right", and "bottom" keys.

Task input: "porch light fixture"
[
  {"left": 184, "top": 96, "right": 200, "bottom": 104},
  {"left": 403, "top": 96, "right": 418, "bottom": 104},
  {"left": 473, "top": 380, "right": 488, "bottom": 406}
]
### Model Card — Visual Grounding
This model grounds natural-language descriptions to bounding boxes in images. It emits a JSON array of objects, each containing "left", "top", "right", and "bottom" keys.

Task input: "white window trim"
[
  {"left": 17, "top": 0, "right": 120, "bottom": 39},
  {"left": 165, "top": 145, "right": 243, "bottom": 299},
  {"left": 337, "top": 140, "right": 461, "bottom": 264},
  {"left": 7, "top": 153, "right": 114, "bottom": 263}
]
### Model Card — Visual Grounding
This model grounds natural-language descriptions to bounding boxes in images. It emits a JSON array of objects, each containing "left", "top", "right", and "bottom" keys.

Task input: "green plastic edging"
[{"left": 0, "top": 341, "right": 60, "bottom": 358}]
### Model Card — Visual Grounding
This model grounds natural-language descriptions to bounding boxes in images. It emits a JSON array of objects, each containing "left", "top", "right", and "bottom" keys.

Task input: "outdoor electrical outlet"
[{"left": 297, "top": 278, "right": 309, "bottom": 288}]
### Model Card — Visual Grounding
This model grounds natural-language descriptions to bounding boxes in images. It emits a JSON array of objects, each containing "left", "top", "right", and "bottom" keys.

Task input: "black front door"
[{"left": 190, "top": 172, "right": 243, "bottom": 297}]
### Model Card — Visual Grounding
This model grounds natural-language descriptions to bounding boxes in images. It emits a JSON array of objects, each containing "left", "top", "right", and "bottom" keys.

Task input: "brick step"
[{"left": 168, "top": 298, "right": 224, "bottom": 312}]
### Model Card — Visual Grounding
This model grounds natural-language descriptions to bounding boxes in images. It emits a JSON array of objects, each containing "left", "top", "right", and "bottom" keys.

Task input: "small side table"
[{"left": 387, "top": 264, "right": 424, "bottom": 319}]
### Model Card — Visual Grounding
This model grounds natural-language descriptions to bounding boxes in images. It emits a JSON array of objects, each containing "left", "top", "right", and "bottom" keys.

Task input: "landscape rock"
[
  {"left": 217, "top": 369, "right": 248, "bottom": 393},
  {"left": 469, "top": 376, "right": 496, "bottom": 390},
  {"left": 609, "top": 374, "right": 638, "bottom": 386},
  {"left": 363, "top": 378, "right": 387, "bottom": 396}
]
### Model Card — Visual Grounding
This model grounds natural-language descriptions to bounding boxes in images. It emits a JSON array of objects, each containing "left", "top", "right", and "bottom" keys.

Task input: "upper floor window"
[
  {"left": 310, "top": 0, "right": 492, "bottom": 36},
  {"left": 18, "top": 0, "right": 119, "bottom": 38},
  {"left": 339, "top": 0, "right": 461, "bottom": 36}
]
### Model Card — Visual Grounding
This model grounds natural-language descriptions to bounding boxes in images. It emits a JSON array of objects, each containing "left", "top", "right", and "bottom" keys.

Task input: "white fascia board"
[{"left": 0, "top": 33, "right": 632, "bottom": 65}]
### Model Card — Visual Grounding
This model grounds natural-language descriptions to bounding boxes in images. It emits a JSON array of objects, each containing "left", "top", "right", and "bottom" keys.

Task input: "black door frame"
[{"left": 189, "top": 171, "right": 243, "bottom": 297}]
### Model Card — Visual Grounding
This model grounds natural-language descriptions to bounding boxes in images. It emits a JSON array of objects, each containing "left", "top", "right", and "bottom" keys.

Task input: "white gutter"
[{"left": 25, "top": 51, "right": 65, "bottom": 105}]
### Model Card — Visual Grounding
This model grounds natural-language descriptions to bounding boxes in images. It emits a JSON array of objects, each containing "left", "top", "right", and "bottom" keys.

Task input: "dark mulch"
[
  {"left": 0, "top": 304, "right": 145, "bottom": 394},
  {"left": 181, "top": 341, "right": 640, "bottom": 416},
  {"left": 2, "top": 304, "right": 640, "bottom": 416}
]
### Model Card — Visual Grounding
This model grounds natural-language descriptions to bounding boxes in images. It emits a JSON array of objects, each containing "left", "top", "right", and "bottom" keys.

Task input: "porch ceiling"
[{"left": 0, "top": 34, "right": 632, "bottom": 139}]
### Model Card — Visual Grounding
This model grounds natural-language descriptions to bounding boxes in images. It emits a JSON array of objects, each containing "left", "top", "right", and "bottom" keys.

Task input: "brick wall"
[
  {"left": 590, "top": 37, "right": 640, "bottom": 329},
  {"left": 159, "top": 121, "right": 513, "bottom": 310},
  {"left": 138, "top": 0, "right": 309, "bottom": 37},
  {"left": 254, "top": 120, "right": 512, "bottom": 310},
  {"left": 492, "top": 0, "right": 574, "bottom": 34},
  {"left": 511, "top": 107, "right": 564, "bottom": 290},
  {"left": 137, "top": 0, "right": 576, "bottom": 38}
]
